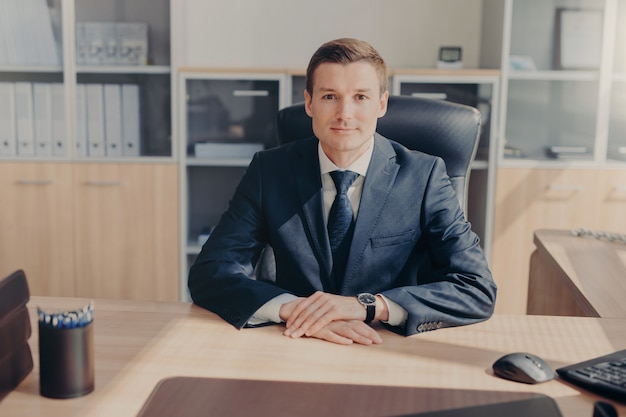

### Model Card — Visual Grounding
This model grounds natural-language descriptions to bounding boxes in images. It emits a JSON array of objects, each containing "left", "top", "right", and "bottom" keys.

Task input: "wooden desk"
[
  {"left": 2, "top": 296, "right": 625, "bottom": 416},
  {"left": 528, "top": 229, "right": 626, "bottom": 317}
]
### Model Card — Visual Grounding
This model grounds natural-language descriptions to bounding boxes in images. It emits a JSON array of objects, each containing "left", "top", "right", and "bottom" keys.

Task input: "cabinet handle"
[
  {"left": 85, "top": 180, "right": 123, "bottom": 187},
  {"left": 547, "top": 184, "right": 584, "bottom": 192},
  {"left": 17, "top": 179, "right": 54, "bottom": 185},
  {"left": 232, "top": 90, "right": 269, "bottom": 97},
  {"left": 411, "top": 92, "right": 448, "bottom": 100}
]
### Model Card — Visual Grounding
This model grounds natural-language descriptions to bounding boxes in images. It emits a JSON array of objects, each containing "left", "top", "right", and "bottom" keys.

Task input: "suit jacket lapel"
[
  {"left": 341, "top": 134, "right": 399, "bottom": 291},
  {"left": 291, "top": 138, "right": 335, "bottom": 291}
]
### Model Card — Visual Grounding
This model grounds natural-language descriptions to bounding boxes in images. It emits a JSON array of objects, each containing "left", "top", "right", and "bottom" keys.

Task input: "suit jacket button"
[{"left": 225, "top": 309, "right": 241, "bottom": 322}]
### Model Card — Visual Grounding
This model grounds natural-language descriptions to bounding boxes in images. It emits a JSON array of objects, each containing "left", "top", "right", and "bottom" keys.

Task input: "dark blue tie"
[{"left": 327, "top": 170, "right": 359, "bottom": 282}]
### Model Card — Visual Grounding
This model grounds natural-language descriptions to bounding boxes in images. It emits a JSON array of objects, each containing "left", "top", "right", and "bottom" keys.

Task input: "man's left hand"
[{"left": 281, "top": 291, "right": 366, "bottom": 338}]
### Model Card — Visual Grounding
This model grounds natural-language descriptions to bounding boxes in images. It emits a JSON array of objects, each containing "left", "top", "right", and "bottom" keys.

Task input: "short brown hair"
[{"left": 305, "top": 38, "right": 388, "bottom": 96}]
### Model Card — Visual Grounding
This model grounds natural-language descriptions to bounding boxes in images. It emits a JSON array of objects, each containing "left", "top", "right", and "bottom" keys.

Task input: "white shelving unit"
[
  {"left": 497, "top": 0, "right": 623, "bottom": 167},
  {"left": 178, "top": 71, "right": 288, "bottom": 299},
  {"left": 0, "top": 0, "right": 180, "bottom": 302},
  {"left": 0, "top": 0, "right": 176, "bottom": 162},
  {"left": 492, "top": 0, "right": 626, "bottom": 315}
]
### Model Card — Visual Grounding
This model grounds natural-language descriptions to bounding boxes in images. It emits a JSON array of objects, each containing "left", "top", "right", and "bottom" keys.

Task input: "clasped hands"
[{"left": 279, "top": 291, "right": 385, "bottom": 345}]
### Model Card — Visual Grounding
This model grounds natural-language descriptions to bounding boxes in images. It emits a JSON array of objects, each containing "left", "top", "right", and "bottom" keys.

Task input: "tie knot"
[{"left": 330, "top": 170, "right": 359, "bottom": 194}]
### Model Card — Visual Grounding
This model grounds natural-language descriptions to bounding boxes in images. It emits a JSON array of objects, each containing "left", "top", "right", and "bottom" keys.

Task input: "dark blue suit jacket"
[{"left": 188, "top": 134, "right": 497, "bottom": 336}]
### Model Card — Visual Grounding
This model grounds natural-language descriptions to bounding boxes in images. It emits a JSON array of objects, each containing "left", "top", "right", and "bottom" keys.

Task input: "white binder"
[
  {"left": 121, "top": 84, "right": 141, "bottom": 157},
  {"left": 75, "top": 84, "right": 88, "bottom": 157},
  {"left": 85, "top": 84, "right": 105, "bottom": 157},
  {"left": 51, "top": 83, "right": 66, "bottom": 156},
  {"left": 0, "top": 83, "right": 16, "bottom": 156},
  {"left": 14, "top": 82, "right": 35, "bottom": 156},
  {"left": 33, "top": 83, "right": 52, "bottom": 156},
  {"left": 104, "top": 84, "right": 123, "bottom": 157}
]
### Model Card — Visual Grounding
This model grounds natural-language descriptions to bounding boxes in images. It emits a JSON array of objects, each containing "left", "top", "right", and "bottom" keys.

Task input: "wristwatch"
[{"left": 357, "top": 293, "right": 376, "bottom": 323}]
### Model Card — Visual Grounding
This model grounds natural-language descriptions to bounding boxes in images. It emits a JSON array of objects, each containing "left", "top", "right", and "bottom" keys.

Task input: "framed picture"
[{"left": 554, "top": 8, "right": 603, "bottom": 70}]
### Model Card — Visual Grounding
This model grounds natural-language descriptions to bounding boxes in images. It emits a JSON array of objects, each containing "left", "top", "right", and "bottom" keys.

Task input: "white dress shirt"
[{"left": 248, "top": 138, "right": 408, "bottom": 327}]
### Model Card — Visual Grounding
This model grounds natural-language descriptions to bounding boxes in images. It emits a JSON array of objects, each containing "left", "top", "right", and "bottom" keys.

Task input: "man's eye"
[
  {"left": 322, "top": 94, "right": 336, "bottom": 100},
  {"left": 356, "top": 95, "right": 368, "bottom": 101}
]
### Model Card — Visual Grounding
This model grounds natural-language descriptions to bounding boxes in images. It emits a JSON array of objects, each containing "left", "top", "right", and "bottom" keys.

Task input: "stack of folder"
[
  {"left": 0, "top": 270, "right": 33, "bottom": 400},
  {"left": 0, "top": 81, "right": 141, "bottom": 158}
]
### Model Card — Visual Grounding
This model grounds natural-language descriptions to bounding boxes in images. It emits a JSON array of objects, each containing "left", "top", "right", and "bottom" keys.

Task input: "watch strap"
[{"left": 364, "top": 304, "right": 375, "bottom": 323}]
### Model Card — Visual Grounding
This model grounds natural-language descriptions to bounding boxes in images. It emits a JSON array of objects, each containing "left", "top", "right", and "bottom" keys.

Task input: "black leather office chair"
[
  {"left": 276, "top": 95, "right": 481, "bottom": 212},
  {"left": 0, "top": 270, "right": 32, "bottom": 400},
  {"left": 256, "top": 95, "right": 481, "bottom": 281}
]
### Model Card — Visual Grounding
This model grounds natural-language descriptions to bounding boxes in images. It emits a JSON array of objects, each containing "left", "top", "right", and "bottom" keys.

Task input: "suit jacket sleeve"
[
  {"left": 377, "top": 156, "right": 497, "bottom": 336},
  {"left": 188, "top": 152, "right": 288, "bottom": 329}
]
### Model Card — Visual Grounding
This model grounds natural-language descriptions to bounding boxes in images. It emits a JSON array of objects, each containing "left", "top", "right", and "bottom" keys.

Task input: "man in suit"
[{"left": 188, "top": 38, "right": 497, "bottom": 345}]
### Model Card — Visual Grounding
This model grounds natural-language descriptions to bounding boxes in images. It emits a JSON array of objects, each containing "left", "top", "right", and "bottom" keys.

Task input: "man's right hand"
[
  {"left": 305, "top": 319, "right": 383, "bottom": 345},
  {"left": 279, "top": 295, "right": 382, "bottom": 345}
]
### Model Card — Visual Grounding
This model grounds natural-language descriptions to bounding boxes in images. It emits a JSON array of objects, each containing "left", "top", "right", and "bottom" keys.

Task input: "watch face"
[{"left": 358, "top": 293, "right": 376, "bottom": 305}]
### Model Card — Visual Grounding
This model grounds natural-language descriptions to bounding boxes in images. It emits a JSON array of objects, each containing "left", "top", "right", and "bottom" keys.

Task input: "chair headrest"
[{"left": 277, "top": 95, "right": 481, "bottom": 179}]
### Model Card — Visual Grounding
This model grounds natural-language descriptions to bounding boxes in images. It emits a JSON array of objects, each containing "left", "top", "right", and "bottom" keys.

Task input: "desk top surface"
[
  {"left": 534, "top": 229, "right": 626, "bottom": 318},
  {"left": 2, "top": 296, "right": 625, "bottom": 417}
]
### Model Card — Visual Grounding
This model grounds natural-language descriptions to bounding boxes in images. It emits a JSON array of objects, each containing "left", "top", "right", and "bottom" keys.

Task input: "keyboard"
[{"left": 556, "top": 349, "right": 626, "bottom": 403}]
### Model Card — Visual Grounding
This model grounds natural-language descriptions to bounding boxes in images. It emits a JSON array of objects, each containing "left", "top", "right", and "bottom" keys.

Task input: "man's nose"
[{"left": 336, "top": 100, "right": 354, "bottom": 119}]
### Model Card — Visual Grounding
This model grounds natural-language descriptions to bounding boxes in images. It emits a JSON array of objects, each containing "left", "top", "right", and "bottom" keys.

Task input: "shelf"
[
  {"left": 391, "top": 69, "right": 500, "bottom": 77},
  {"left": 186, "top": 243, "right": 203, "bottom": 255},
  {"left": 471, "top": 160, "right": 489, "bottom": 170},
  {"left": 507, "top": 70, "right": 600, "bottom": 81},
  {"left": 76, "top": 65, "right": 171, "bottom": 75},
  {"left": 0, "top": 65, "right": 63, "bottom": 73},
  {"left": 186, "top": 157, "right": 254, "bottom": 167}
]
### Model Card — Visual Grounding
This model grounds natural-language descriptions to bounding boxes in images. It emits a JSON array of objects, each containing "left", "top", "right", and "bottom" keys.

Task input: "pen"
[{"left": 38, "top": 301, "right": 94, "bottom": 329}]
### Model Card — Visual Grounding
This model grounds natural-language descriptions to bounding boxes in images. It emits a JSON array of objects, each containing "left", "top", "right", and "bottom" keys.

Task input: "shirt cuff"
[
  {"left": 247, "top": 293, "right": 298, "bottom": 326},
  {"left": 378, "top": 294, "right": 408, "bottom": 327}
]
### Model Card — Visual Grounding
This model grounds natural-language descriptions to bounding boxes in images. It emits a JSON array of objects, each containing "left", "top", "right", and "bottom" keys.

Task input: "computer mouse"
[
  {"left": 593, "top": 401, "right": 618, "bottom": 417},
  {"left": 492, "top": 352, "right": 556, "bottom": 384}
]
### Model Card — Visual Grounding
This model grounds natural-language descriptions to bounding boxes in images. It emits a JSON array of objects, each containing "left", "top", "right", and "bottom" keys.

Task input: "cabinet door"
[
  {"left": 72, "top": 163, "right": 179, "bottom": 301},
  {"left": 491, "top": 167, "right": 600, "bottom": 314},
  {"left": 0, "top": 163, "right": 75, "bottom": 295}
]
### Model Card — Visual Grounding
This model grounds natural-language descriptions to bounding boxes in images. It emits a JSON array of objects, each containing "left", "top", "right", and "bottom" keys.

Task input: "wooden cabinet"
[
  {"left": 0, "top": 162, "right": 179, "bottom": 301},
  {"left": 491, "top": 167, "right": 626, "bottom": 314},
  {"left": 0, "top": 163, "right": 75, "bottom": 296},
  {"left": 72, "top": 163, "right": 179, "bottom": 300}
]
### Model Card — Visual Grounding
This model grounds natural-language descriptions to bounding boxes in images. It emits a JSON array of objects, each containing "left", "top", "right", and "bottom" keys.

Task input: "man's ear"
[
  {"left": 378, "top": 91, "right": 389, "bottom": 118},
  {"left": 304, "top": 90, "right": 313, "bottom": 117}
]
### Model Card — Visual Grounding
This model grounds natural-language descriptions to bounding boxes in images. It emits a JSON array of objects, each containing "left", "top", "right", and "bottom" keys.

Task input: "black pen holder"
[{"left": 38, "top": 321, "right": 94, "bottom": 399}]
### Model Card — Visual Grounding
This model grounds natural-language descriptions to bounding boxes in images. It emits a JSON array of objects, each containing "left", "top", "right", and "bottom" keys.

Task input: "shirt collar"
[{"left": 318, "top": 136, "right": 374, "bottom": 177}]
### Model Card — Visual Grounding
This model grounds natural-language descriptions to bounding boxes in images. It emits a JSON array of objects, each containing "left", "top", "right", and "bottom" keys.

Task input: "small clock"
[{"left": 437, "top": 46, "right": 463, "bottom": 69}]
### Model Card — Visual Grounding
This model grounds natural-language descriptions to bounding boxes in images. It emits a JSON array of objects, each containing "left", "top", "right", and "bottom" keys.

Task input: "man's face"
[{"left": 304, "top": 62, "right": 388, "bottom": 167}]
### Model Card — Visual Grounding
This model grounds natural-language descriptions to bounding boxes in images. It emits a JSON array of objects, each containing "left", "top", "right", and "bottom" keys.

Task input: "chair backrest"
[
  {"left": 276, "top": 95, "right": 481, "bottom": 212},
  {"left": 255, "top": 95, "right": 481, "bottom": 282}
]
